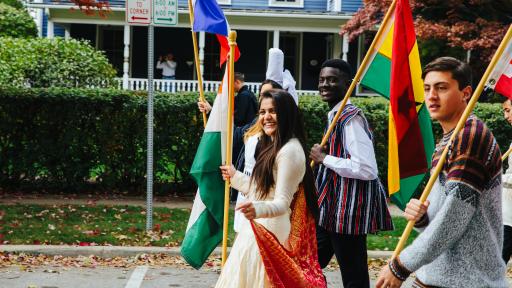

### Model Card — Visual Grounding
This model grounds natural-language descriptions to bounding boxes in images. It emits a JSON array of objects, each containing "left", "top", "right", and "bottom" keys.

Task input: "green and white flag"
[{"left": 181, "top": 68, "right": 230, "bottom": 269}]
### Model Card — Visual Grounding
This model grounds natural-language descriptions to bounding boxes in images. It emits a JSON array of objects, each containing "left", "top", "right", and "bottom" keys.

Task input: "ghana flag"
[{"left": 360, "top": 0, "right": 434, "bottom": 209}]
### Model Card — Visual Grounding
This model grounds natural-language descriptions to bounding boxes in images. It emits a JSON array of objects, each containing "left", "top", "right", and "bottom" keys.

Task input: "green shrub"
[
  {"left": 0, "top": 88, "right": 510, "bottom": 194},
  {"left": 0, "top": 0, "right": 23, "bottom": 9},
  {"left": 0, "top": 3, "right": 36, "bottom": 38},
  {"left": 0, "top": 37, "right": 117, "bottom": 88}
]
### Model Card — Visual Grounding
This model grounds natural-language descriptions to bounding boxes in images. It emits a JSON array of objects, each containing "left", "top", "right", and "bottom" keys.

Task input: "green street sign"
[{"left": 153, "top": 0, "right": 177, "bottom": 26}]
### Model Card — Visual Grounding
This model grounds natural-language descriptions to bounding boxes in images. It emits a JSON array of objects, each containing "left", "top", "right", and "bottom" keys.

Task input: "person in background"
[
  {"left": 156, "top": 53, "right": 177, "bottom": 80},
  {"left": 502, "top": 98, "right": 512, "bottom": 264}
]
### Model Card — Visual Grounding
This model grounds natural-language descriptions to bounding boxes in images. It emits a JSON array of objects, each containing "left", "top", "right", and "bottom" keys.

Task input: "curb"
[
  {"left": 2, "top": 245, "right": 511, "bottom": 268},
  {"left": 0, "top": 245, "right": 394, "bottom": 259}
]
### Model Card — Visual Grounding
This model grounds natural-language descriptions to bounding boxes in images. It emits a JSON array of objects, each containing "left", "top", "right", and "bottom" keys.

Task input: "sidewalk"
[
  {"left": 0, "top": 193, "right": 194, "bottom": 209},
  {"left": 0, "top": 244, "right": 394, "bottom": 259}
]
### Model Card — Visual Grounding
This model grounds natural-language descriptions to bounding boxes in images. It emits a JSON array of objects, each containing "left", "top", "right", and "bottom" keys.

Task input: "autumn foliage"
[
  {"left": 341, "top": 0, "right": 511, "bottom": 62},
  {"left": 69, "top": 0, "right": 111, "bottom": 18}
]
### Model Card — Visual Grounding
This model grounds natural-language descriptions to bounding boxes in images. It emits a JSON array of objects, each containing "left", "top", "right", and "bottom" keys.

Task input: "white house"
[{"left": 27, "top": 0, "right": 364, "bottom": 92}]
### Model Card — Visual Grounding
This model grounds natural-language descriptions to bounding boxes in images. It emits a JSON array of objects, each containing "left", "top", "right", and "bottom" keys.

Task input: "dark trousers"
[
  {"left": 503, "top": 225, "right": 512, "bottom": 264},
  {"left": 317, "top": 225, "right": 369, "bottom": 288}
]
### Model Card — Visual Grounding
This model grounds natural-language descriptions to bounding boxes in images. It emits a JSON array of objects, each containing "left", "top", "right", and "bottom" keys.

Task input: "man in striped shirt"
[
  {"left": 310, "top": 59, "right": 393, "bottom": 288},
  {"left": 377, "top": 57, "right": 508, "bottom": 288}
]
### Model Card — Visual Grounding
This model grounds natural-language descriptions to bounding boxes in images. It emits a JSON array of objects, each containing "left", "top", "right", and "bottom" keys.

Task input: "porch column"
[
  {"left": 333, "top": 33, "right": 342, "bottom": 59},
  {"left": 122, "top": 25, "right": 131, "bottom": 89},
  {"left": 342, "top": 33, "right": 349, "bottom": 61},
  {"left": 273, "top": 30, "right": 280, "bottom": 48},
  {"left": 64, "top": 25, "right": 70, "bottom": 39},
  {"left": 199, "top": 31, "right": 205, "bottom": 80},
  {"left": 47, "top": 9, "right": 54, "bottom": 39}
]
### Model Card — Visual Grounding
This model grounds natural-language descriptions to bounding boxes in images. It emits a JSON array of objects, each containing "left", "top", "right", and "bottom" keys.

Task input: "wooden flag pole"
[
  {"left": 187, "top": 0, "right": 208, "bottom": 128},
  {"left": 221, "top": 30, "right": 237, "bottom": 267},
  {"left": 310, "top": 0, "right": 396, "bottom": 168},
  {"left": 503, "top": 146, "right": 512, "bottom": 161},
  {"left": 393, "top": 24, "right": 512, "bottom": 258}
]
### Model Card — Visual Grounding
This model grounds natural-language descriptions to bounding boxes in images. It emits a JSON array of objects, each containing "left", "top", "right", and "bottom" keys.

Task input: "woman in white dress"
[
  {"left": 216, "top": 89, "right": 323, "bottom": 288},
  {"left": 232, "top": 79, "right": 284, "bottom": 233}
]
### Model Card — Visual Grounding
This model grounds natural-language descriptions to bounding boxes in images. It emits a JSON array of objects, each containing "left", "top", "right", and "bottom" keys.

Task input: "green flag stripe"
[
  {"left": 390, "top": 173, "right": 427, "bottom": 210},
  {"left": 189, "top": 132, "right": 225, "bottom": 224},
  {"left": 361, "top": 53, "right": 391, "bottom": 99},
  {"left": 418, "top": 105, "right": 435, "bottom": 167},
  {"left": 181, "top": 209, "right": 223, "bottom": 269}
]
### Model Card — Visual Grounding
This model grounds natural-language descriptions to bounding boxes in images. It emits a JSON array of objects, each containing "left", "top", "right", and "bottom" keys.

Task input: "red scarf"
[{"left": 250, "top": 186, "right": 326, "bottom": 288}]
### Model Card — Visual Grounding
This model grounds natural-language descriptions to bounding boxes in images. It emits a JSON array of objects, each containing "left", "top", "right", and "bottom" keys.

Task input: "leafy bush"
[
  {"left": 0, "top": 3, "right": 37, "bottom": 38},
  {"left": 0, "top": 88, "right": 510, "bottom": 194},
  {"left": 0, "top": 37, "right": 117, "bottom": 88}
]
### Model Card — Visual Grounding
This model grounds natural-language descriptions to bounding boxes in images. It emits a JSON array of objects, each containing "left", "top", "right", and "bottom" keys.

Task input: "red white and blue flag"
[
  {"left": 488, "top": 37, "right": 512, "bottom": 100},
  {"left": 193, "top": 0, "right": 240, "bottom": 66}
]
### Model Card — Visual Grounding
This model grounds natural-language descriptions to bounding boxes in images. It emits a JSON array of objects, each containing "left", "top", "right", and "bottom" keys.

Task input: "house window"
[
  {"left": 327, "top": 0, "right": 341, "bottom": 12},
  {"left": 269, "top": 0, "right": 303, "bottom": 8},
  {"left": 357, "top": 32, "right": 380, "bottom": 96},
  {"left": 98, "top": 26, "right": 124, "bottom": 76}
]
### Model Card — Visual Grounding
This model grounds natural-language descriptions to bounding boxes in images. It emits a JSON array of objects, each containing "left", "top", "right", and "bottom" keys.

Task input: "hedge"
[{"left": 0, "top": 87, "right": 511, "bottom": 194}]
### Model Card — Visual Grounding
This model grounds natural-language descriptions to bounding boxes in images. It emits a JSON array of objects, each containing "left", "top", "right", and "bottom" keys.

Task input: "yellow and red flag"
[{"left": 360, "top": 0, "right": 434, "bottom": 209}]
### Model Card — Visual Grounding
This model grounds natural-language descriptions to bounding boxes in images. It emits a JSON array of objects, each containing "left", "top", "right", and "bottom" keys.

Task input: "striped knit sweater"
[
  {"left": 314, "top": 104, "right": 393, "bottom": 235},
  {"left": 395, "top": 115, "right": 508, "bottom": 287}
]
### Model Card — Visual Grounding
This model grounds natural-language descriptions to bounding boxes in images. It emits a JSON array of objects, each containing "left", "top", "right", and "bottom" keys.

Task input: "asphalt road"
[{"left": 0, "top": 265, "right": 417, "bottom": 288}]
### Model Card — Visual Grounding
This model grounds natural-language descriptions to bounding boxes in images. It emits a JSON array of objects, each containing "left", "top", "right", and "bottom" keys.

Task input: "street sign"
[
  {"left": 153, "top": 0, "right": 178, "bottom": 26},
  {"left": 126, "top": 0, "right": 151, "bottom": 25}
]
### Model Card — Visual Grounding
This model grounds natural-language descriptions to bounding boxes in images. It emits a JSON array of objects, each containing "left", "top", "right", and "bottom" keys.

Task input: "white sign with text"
[
  {"left": 126, "top": 0, "right": 151, "bottom": 25},
  {"left": 153, "top": 0, "right": 178, "bottom": 26}
]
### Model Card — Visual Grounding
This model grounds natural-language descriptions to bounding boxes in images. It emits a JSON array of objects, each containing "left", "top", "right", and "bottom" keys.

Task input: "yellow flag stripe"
[
  {"left": 378, "top": 22, "right": 394, "bottom": 60},
  {"left": 388, "top": 112, "right": 400, "bottom": 194},
  {"left": 409, "top": 41, "right": 424, "bottom": 111}
]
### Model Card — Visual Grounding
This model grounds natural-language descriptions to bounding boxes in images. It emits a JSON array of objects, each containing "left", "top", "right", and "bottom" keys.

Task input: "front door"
[{"left": 279, "top": 32, "right": 301, "bottom": 88}]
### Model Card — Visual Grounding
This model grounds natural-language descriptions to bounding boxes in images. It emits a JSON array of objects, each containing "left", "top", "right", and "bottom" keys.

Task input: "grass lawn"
[{"left": 0, "top": 204, "right": 416, "bottom": 250}]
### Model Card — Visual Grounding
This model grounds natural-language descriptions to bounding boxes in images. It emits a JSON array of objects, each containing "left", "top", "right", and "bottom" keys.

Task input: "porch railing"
[{"left": 116, "top": 78, "right": 318, "bottom": 96}]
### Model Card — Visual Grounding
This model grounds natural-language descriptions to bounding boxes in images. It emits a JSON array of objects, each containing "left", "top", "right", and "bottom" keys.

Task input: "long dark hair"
[
  {"left": 244, "top": 79, "right": 284, "bottom": 141},
  {"left": 251, "top": 89, "right": 319, "bottom": 218}
]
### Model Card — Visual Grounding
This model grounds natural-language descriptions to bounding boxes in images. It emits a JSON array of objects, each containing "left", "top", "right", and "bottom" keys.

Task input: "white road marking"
[{"left": 124, "top": 266, "right": 149, "bottom": 288}]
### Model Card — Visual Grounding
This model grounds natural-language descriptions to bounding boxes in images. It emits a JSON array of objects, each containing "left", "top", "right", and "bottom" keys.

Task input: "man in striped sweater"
[
  {"left": 310, "top": 59, "right": 394, "bottom": 288},
  {"left": 377, "top": 57, "right": 508, "bottom": 287}
]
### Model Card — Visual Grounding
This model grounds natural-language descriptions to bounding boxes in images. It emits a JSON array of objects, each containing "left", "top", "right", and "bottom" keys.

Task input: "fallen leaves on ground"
[
  {"left": 1, "top": 252, "right": 511, "bottom": 280},
  {"left": 0, "top": 252, "right": 217, "bottom": 271}
]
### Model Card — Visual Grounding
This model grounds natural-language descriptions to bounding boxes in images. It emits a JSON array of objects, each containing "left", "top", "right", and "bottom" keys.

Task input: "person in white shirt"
[
  {"left": 156, "top": 53, "right": 177, "bottom": 80},
  {"left": 502, "top": 98, "right": 512, "bottom": 264},
  {"left": 310, "top": 58, "right": 393, "bottom": 288}
]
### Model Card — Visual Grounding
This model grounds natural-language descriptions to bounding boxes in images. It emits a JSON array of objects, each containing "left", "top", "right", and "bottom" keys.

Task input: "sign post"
[
  {"left": 146, "top": 23, "right": 154, "bottom": 232},
  {"left": 126, "top": 0, "right": 178, "bottom": 231}
]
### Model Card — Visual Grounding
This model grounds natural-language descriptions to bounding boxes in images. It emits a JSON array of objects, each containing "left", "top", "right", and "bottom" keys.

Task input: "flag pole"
[
  {"left": 310, "top": 0, "right": 397, "bottom": 168},
  {"left": 393, "top": 24, "right": 512, "bottom": 258},
  {"left": 503, "top": 146, "right": 512, "bottom": 161},
  {"left": 221, "top": 30, "right": 237, "bottom": 267},
  {"left": 187, "top": 0, "right": 208, "bottom": 128}
]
